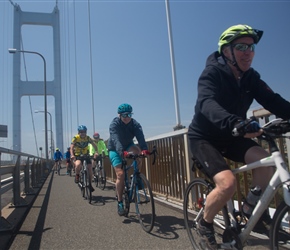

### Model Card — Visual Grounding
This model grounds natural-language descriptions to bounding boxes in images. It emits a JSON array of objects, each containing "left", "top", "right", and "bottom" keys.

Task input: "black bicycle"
[
  {"left": 121, "top": 146, "right": 157, "bottom": 233},
  {"left": 67, "top": 160, "right": 73, "bottom": 176},
  {"left": 94, "top": 151, "right": 107, "bottom": 190},
  {"left": 76, "top": 154, "right": 94, "bottom": 204},
  {"left": 57, "top": 160, "right": 61, "bottom": 175}
]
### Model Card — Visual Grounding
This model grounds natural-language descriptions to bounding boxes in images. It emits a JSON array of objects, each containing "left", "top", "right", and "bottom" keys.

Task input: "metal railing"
[
  {"left": 0, "top": 147, "right": 52, "bottom": 231},
  {"left": 103, "top": 126, "right": 290, "bottom": 209}
]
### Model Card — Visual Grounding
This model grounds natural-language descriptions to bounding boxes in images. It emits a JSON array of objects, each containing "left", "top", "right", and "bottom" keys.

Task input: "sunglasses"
[
  {"left": 232, "top": 43, "right": 255, "bottom": 52},
  {"left": 121, "top": 113, "right": 132, "bottom": 118},
  {"left": 79, "top": 130, "right": 86, "bottom": 133}
]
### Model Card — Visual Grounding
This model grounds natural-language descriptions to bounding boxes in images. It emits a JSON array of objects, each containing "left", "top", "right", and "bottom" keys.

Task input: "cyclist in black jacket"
[
  {"left": 108, "top": 103, "right": 149, "bottom": 216},
  {"left": 188, "top": 24, "right": 290, "bottom": 249}
]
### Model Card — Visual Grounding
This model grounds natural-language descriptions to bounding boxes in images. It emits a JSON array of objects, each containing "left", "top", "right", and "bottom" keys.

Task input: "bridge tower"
[{"left": 11, "top": 4, "right": 63, "bottom": 155}]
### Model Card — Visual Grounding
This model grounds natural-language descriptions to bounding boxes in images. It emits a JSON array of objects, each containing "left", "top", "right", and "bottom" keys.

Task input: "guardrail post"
[
  {"left": 10, "top": 155, "right": 28, "bottom": 207},
  {"left": 0, "top": 152, "right": 14, "bottom": 231},
  {"left": 31, "top": 158, "right": 36, "bottom": 188},
  {"left": 35, "top": 159, "right": 42, "bottom": 186},
  {"left": 23, "top": 157, "right": 35, "bottom": 195}
]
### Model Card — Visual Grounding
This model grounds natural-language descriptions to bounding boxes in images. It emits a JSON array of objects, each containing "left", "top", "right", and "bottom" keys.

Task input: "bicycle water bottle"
[{"left": 242, "top": 185, "right": 261, "bottom": 218}]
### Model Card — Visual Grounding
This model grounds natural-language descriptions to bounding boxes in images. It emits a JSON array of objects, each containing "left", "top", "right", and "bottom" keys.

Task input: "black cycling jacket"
[
  {"left": 188, "top": 51, "right": 290, "bottom": 142},
  {"left": 107, "top": 117, "right": 148, "bottom": 156}
]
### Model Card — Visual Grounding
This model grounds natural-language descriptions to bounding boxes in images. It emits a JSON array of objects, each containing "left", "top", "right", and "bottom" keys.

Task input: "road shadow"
[
  {"left": 2, "top": 172, "right": 53, "bottom": 250},
  {"left": 151, "top": 214, "right": 185, "bottom": 240}
]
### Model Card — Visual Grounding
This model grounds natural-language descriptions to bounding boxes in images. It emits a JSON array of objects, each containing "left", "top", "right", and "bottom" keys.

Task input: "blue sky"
[{"left": 1, "top": 0, "right": 290, "bottom": 156}]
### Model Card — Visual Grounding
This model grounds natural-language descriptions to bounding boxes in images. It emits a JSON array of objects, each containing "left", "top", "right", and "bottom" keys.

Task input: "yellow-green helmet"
[{"left": 218, "top": 24, "right": 263, "bottom": 53}]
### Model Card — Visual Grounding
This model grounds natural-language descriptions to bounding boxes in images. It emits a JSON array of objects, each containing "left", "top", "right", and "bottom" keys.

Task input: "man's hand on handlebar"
[
  {"left": 141, "top": 150, "right": 150, "bottom": 156},
  {"left": 232, "top": 117, "right": 263, "bottom": 138}
]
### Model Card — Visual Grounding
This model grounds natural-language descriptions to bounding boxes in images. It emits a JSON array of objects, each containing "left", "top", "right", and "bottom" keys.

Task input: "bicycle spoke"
[{"left": 135, "top": 173, "right": 155, "bottom": 233}]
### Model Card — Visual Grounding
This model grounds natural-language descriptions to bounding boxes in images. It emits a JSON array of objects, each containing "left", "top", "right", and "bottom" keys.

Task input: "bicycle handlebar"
[
  {"left": 232, "top": 117, "right": 290, "bottom": 138},
  {"left": 262, "top": 118, "right": 290, "bottom": 137},
  {"left": 124, "top": 145, "right": 158, "bottom": 165}
]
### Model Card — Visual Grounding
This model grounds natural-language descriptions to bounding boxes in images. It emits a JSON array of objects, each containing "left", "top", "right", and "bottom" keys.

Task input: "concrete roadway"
[{"left": 1, "top": 167, "right": 271, "bottom": 250}]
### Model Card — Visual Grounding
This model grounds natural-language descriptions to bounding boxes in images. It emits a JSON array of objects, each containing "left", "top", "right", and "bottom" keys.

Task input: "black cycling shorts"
[{"left": 189, "top": 137, "right": 259, "bottom": 178}]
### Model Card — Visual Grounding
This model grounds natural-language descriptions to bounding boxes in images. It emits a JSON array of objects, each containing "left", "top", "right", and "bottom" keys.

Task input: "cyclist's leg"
[
  {"left": 244, "top": 144, "right": 273, "bottom": 232},
  {"left": 245, "top": 145, "right": 273, "bottom": 191},
  {"left": 190, "top": 139, "right": 235, "bottom": 248},
  {"left": 109, "top": 150, "right": 125, "bottom": 216},
  {"left": 74, "top": 159, "right": 82, "bottom": 183}
]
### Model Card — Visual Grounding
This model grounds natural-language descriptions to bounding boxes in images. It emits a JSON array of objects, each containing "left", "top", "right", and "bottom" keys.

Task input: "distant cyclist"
[
  {"left": 53, "top": 148, "right": 63, "bottom": 174},
  {"left": 64, "top": 147, "right": 71, "bottom": 175},
  {"left": 70, "top": 125, "right": 98, "bottom": 190},
  {"left": 88, "top": 132, "right": 109, "bottom": 169},
  {"left": 108, "top": 103, "right": 150, "bottom": 216}
]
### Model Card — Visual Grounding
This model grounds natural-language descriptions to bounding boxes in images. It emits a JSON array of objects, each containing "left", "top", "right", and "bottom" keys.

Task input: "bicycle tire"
[
  {"left": 94, "top": 170, "right": 99, "bottom": 187},
  {"left": 84, "top": 170, "right": 92, "bottom": 203},
  {"left": 94, "top": 165, "right": 99, "bottom": 188},
  {"left": 99, "top": 166, "right": 106, "bottom": 190},
  {"left": 270, "top": 200, "right": 290, "bottom": 249},
  {"left": 80, "top": 171, "right": 85, "bottom": 198},
  {"left": 183, "top": 178, "right": 230, "bottom": 249},
  {"left": 135, "top": 173, "right": 155, "bottom": 233},
  {"left": 123, "top": 187, "right": 130, "bottom": 217}
]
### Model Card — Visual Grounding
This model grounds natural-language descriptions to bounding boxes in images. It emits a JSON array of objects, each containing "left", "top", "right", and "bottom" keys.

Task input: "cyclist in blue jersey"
[
  {"left": 108, "top": 103, "right": 150, "bottom": 216},
  {"left": 53, "top": 148, "right": 63, "bottom": 173},
  {"left": 64, "top": 147, "right": 71, "bottom": 175}
]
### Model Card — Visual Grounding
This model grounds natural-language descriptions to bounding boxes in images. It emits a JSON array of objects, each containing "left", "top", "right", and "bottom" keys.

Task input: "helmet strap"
[{"left": 223, "top": 47, "right": 244, "bottom": 75}]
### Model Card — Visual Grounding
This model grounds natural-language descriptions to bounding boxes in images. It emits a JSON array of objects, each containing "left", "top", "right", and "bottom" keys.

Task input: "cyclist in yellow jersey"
[{"left": 70, "top": 125, "right": 98, "bottom": 186}]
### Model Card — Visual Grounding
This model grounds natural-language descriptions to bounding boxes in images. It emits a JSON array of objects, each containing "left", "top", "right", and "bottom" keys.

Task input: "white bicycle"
[{"left": 184, "top": 118, "right": 290, "bottom": 249}]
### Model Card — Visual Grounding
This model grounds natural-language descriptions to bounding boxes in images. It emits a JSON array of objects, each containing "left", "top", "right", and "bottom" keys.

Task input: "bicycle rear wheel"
[
  {"left": 57, "top": 162, "right": 61, "bottom": 175},
  {"left": 183, "top": 178, "right": 229, "bottom": 249},
  {"left": 135, "top": 173, "right": 155, "bottom": 233},
  {"left": 270, "top": 200, "right": 290, "bottom": 249}
]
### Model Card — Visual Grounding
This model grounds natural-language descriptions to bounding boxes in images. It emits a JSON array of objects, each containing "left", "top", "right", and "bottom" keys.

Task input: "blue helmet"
[
  {"left": 77, "top": 125, "right": 87, "bottom": 132},
  {"left": 117, "top": 103, "right": 133, "bottom": 114}
]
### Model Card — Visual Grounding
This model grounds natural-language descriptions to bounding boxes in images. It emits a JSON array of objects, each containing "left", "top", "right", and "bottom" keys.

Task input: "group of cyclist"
[
  {"left": 52, "top": 103, "right": 148, "bottom": 216},
  {"left": 50, "top": 23, "right": 290, "bottom": 249}
]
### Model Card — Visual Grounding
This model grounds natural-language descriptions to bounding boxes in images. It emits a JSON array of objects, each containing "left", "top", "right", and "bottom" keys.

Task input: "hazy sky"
[{"left": 1, "top": 0, "right": 290, "bottom": 156}]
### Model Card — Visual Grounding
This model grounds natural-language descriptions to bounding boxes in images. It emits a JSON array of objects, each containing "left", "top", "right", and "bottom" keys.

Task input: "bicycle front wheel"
[
  {"left": 84, "top": 170, "right": 92, "bottom": 204},
  {"left": 183, "top": 178, "right": 229, "bottom": 249},
  {"left": 135, "top": 173, "right": 155, "bottom": 233},
  {"left": 99, "top": 167, "right": 106, "bottom": 190},
  {"left": 270, "top": 200, "right": 290, "bottom": 249},
  {"left": 80, "top": 172, "right": 85, "bottom": 198}
]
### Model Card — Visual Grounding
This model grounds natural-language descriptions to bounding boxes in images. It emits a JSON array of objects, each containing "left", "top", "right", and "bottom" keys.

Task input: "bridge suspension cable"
[
  {"left": 87, "top": 0, "right": 96, "bottom": 132},
  {"left": 73, "top": 0, "right": 79, "bottom": 126}
]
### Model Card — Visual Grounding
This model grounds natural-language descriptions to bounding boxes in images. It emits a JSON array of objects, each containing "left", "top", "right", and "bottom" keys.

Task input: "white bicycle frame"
[{"left": 224, "top": 122, "right": 290, "bottom": 245}]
